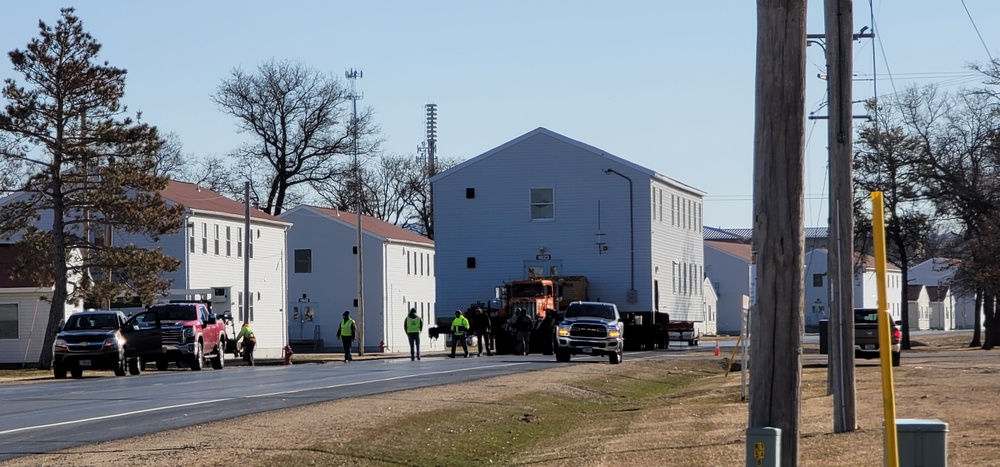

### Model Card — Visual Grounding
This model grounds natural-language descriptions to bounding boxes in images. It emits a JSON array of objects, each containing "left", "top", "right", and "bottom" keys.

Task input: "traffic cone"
[{"left": 714, "top": 339, "right": 721, "bottom": 357}]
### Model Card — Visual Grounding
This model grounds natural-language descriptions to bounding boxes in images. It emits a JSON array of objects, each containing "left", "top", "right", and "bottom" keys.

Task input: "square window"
[
  {"left": 467, "top": 257, "right": 476, "bottom": 269},
  {"left": 466, "top": 188, "right": 475, "bottom": 199},
  {"left": 0, "top": 303, "right": 18, "bottom": 339},
  {"left": 813, "top": 274, "right": 823, "bottom": 287}
]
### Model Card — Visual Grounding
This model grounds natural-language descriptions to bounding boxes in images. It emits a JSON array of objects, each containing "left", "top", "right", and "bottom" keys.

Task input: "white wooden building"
[
  {"left": 0, "top": 180, "right": 291, "bottom": 362},
  {"left": 703, "top": 240, "right": 753, "bottom": 335},
  {"left": 804, "top": 249, "right": 904, "bottom": 328},
  {"left": 925, "top": 285, "right": 955, "bottom": 331},
  {"left": 279, "top": 206, "right": 437, "bottom": 354},
  {"left": 128, "top": 181, "right": 291, "bottom": 358},
  {"left": 909, "top": 258, "right": 980, "bottom": 330},
  {"left": 906, "top": 284, "right": 931, "bottom": 331},
  {"left": 0, "top": 244, "right": 83, "bottom": 366},
  {"left": 431, "top": 127, "right": 706, "bottom": 323},
  {"left": 702, "top": 278, "right": 718, "bottom": 336}
]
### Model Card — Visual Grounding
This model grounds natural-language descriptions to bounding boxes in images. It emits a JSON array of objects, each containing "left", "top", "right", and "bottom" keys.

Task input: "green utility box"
[
  {"left": 896, "top": 419, "right": 948, "bottom": 467},
  {"left": 746, "top": 426, "right": 781, "bottom": 467}
]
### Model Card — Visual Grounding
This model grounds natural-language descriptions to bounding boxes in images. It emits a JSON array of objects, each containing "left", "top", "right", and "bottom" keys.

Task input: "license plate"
[
  {"left": 581, "top": 347, "right": 593, "bottom": 354},
  {"left": 864, "top": 344, "right": 875, "bottom": 350},
  {"left": 79, "top": 359, "right": 91, "bottom": 367}
]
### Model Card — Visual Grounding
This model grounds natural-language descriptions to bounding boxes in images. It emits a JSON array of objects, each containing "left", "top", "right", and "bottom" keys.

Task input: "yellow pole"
[{"left": 871, "top": 191, "right": 899, "bottom": 467}]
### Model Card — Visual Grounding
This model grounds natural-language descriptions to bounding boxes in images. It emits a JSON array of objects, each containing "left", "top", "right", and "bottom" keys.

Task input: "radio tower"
[{"left": 425, "top": 103, "right": 437, "bottom": 177}]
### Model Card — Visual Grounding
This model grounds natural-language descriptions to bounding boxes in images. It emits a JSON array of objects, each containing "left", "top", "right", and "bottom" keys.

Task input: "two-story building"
[
  {"left": 804, "top": 249, "right": 904, "bottom": 330},
  {"left": 280, "top": 206, "right": 437, "bottom": 354},
  {"left": 431, "top": 127, "right": 708, "bottom": 330}
]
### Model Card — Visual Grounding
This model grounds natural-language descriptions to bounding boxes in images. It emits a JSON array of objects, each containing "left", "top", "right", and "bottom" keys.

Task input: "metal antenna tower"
[
  {"left": 345, "top": 68, "right": 365, "bottom": 356},
  {"left": 425, "top": 103, "right": 437, "bottom": 177}
]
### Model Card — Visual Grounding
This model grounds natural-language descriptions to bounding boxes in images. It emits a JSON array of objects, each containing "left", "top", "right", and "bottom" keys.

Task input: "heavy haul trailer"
[{"left": 430, "top": 276, "right": 700, "bottom": 354}]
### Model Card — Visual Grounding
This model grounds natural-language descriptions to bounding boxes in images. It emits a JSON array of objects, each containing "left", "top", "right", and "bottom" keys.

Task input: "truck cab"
[{"left": 134, "top": 302, "right": 227, "bottom": 372}]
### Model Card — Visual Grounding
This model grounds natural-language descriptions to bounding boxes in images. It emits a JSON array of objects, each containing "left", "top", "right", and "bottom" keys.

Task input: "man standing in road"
[
  {"left": 449, "top": 310, "right": 470, "bottom": 358},
  {"left": 336, "top": 311, "right": 357, "bottom": 362},
  {"left": 404, "top": 308, "right": 423, "bottom": 361},
  {"left": 472, "top": 307, "right": 493, "bottom": 356}
]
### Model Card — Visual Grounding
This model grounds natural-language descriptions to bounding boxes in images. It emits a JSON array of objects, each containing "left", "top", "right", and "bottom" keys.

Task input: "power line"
[{"left": 960, "top": 0, "right": 996, "bottom": 63}]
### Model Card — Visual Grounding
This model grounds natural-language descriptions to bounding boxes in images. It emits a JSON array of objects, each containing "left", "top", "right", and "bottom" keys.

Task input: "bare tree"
[
  {"left": 212, "top": 59, "right": 379, "bottom": 215},
  {"left": 854, "top": 97, "right": 936, "bottom": 350}
]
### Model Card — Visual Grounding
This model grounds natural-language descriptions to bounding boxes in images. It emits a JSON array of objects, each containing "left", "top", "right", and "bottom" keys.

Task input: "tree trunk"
[
  {"left": 970, "top": 288, "right": 982, "bottom": 347},
  {"left": 982, "top": 294, "right": 994, "bottom": 350},
  {"left": 899, "top": 267, "right": 911, "bottom": 350},
  {"left": 751, "top": 1, "right": 807, "bottom": 465},
  {"left": 39, "top": 183, "right": 70, "bottom": 370}
]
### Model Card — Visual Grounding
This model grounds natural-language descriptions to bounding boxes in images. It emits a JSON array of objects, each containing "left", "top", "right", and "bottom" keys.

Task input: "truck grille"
[
  {"left": 570, "top": 324, "right": 607, "bottom": 338},
  {"left": 162, "top": 327, "right": 185, "bottom": 345},
  {"left": 66, "top": 342, "right": 104, "bottom": 352}
]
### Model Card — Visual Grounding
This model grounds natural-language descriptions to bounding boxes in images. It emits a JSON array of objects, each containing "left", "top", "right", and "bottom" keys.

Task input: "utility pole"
[
  {"left": 825, "top": 0, "right": 858, "bottom": 434},
  {"left": 346, "top": 68, "right": 365, "bottom": 356},
  {"left": 751, "top": 1, "right": 807, "bottom": 466}
]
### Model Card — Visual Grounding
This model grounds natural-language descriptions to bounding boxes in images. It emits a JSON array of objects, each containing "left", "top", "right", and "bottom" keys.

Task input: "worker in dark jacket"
[
  {"left": 472, "top": 308, "right": 493, "bottom": 356},
  {"left": 514, "top": 308, "right": 533, "bottom": 356}
]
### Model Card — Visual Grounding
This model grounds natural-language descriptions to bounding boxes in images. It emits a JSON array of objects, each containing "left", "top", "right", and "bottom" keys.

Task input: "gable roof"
[
  {"left": 704, "top": 226, "right": 829, "bottom": 242},
  {"left": 907, "top": 284, "right": 927, "bottom": 301},
  {"left": 925, "top": 285, "right": 950, "bottom": 302},
  {"left": 287, "top": 206, "right": 433, "bottom": 246},
  {"left": 160, "top": 180, "right": 287, "bottom": 225},
  {"left": 705, "top": 240, "right": 753, "bottom": 262},
  {"left": 806, "top": 249, "right": 902, "bottom": 271},
  {"left": 430, "top": 127, "right": 705, "bottom": 196}
]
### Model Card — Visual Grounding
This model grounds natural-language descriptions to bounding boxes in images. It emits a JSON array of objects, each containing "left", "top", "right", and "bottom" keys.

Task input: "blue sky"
[{"left": 3, "top": 1, "right": 997, "bottom": 228}]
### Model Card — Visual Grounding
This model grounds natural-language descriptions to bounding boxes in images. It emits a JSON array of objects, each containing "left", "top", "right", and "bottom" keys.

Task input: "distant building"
[
  {"left": 909, "top": 258, "right": 980, "bottom": 330},
  {"left": 906, "top": 284, "right": 931, "bottom": 331},
  {"left": 703, "top": 226, "right": 829, "bottom": 251},
  {"left": 431, "top": 127, "right": 706, "bottom": 324},
  {"left": 703, "top": 240, "right": 752, "bottom": 335},
  {"left": 925, "top": 285, "right": 955, "bottom": 331},
  {"left": 280, "top": 206, "right": 437, "bottom": 354},
  {"left": 803, "top": 249, "right": 903, "bottom": 329}
]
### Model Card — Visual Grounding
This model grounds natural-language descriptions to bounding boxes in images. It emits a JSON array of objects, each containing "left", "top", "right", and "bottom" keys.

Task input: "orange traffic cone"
[{"left": 714, "top": 340, "right": 721, "bottom": 357}]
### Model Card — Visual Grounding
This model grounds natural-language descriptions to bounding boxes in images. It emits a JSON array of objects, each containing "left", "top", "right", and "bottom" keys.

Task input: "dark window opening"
[
  {"left": 466, "top": 188, "right": 475, "bottom": 199},
  {"left": 466, "top": 257, "right": 476, "bottom": 268}
]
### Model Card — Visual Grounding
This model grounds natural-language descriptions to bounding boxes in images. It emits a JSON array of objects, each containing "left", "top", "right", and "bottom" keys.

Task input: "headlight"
[
  {"left": 557, "top": 327, "right": 570, "bottom": 337},
  {"left": 103, "top": 338, "right": 121, "bottom": 348},
  {"left": 54, "top": 338, "right": 67, "bottom": 350},
  {"left": 183, "top": 327, "right": 195, "bottom": 339},
  {"left": 608, "top": 329, "right": 621, "bottom": 338}
]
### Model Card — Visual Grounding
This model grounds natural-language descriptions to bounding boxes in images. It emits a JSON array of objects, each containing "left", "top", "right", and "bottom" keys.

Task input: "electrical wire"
[{"left": 960, "top": 0, "right": 996, "bottom": 64}]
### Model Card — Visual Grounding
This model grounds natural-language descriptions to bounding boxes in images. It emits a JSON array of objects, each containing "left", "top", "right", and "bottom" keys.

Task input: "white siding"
[
  {"left": 0, "top": 290, "right": 82, "bottom": 365},
  {"left": 281, "top": 207, "right": 437, "bottom": 354},
  {"left": 433, "top": 129, "right": 704, "bottom": 322},
  {"left": 703, "top": 245, "right": 751, "bottom": 334}
]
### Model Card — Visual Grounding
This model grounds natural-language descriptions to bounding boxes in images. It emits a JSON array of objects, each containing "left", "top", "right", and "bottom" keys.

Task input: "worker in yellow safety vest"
[
  {"left": 336, "top": 311, "right": 357, "bottom": 363},
  {"left": 236, "top": 322, "right": 256, "bottom": 366},
  {"left": 404, "top": 308, "right": 423, "bottom": 361},
  {"left": 449, "top": 310, "right": 471, "bottom": 358}
]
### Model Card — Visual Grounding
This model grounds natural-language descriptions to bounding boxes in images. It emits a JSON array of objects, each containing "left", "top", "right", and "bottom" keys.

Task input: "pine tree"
[{"left": 0, "top": 8, "right": 184, "bottom": 368}]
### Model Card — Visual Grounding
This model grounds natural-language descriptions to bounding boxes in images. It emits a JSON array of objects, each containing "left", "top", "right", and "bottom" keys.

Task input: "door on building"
[{"left": 289, "top": 302, "right": 319, "bottom": 342}]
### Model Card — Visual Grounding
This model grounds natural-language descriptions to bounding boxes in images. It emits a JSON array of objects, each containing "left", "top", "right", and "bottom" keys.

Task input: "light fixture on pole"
[{"left": 345, "top": 68, "right": 365, "bottom": 355}]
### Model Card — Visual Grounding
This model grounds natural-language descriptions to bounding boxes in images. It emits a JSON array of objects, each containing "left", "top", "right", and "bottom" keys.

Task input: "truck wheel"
[
  {"left": 892, "top": 352, "right": 901, "bottom": 367},
  {"left": 555, "top": 349, "right": 571, "bottom": 362},
  {"left": 114, "top": 358, "right": 127, "bottom": 377},
  {"left": 156, "top": 359, "right": 168, "bottom": 371},
  {"left": 54, "top": 364, "right": 67, "bottom": 379},
  {"left": 71, "top": 368, "right": 83, "bottom": 379},
  {"left": 609, "top": 349, "right": 623, "bottom": 365},
  {"left": 211, "top": 343, "right": 225, "bottom": 370},
  {"left": 129, "top": 357, "right": 142, "bottom": 375},
  {"left": 191, "top": 343, "right": 204, "bottom": 371}
]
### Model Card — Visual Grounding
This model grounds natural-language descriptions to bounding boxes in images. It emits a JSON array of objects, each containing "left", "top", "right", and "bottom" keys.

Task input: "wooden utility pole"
[
  {"left": 751, "top": 1, "right": 807, "bottom": 466},
  {"left": 825, "top": 0, "right": 858, "bottom": 433}
]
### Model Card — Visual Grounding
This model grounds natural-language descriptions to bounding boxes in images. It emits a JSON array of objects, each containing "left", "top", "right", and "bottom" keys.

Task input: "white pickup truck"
[{"left": 553, "top": 301, "right": 624, "bottom": 364}]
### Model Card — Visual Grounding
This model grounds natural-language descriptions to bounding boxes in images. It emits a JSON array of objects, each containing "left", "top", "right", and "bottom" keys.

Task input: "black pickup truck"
[{"left": 853, "top": 308, "right": 902, "bottom": 367}]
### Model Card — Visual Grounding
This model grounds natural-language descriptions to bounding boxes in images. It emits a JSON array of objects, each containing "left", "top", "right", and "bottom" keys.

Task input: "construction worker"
[
  {"left": 449, "top": 310, "right": 470, "bottom": 358},
  {"left": 336, "top": 311, "right": 357, "bottom": 362},
  {"left": 514, "top": 308, "right": 533, "bottom": 356},
  {"left": 235, "top": 322, "right": 256, "bottom": 366},
  {"left": 404, "top": 308, "right": 423, "bottom": 361},
  {"left": 472, "top": 307, "right": 493, "bottom": 356}
]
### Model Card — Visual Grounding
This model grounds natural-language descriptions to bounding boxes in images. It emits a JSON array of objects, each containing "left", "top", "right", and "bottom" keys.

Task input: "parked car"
[{"left": 53, "top": 310, "right": 130, "bottom": 378}]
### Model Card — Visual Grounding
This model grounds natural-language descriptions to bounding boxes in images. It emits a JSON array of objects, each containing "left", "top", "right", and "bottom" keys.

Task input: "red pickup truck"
[{"left": 126, "top": 301, "right": 228, "bottom": 372}]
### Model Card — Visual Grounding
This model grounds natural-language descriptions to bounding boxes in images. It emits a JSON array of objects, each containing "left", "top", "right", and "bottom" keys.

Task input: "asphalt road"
[{"left": 0, "top": 348, "right": 709, "bottom": 461}]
